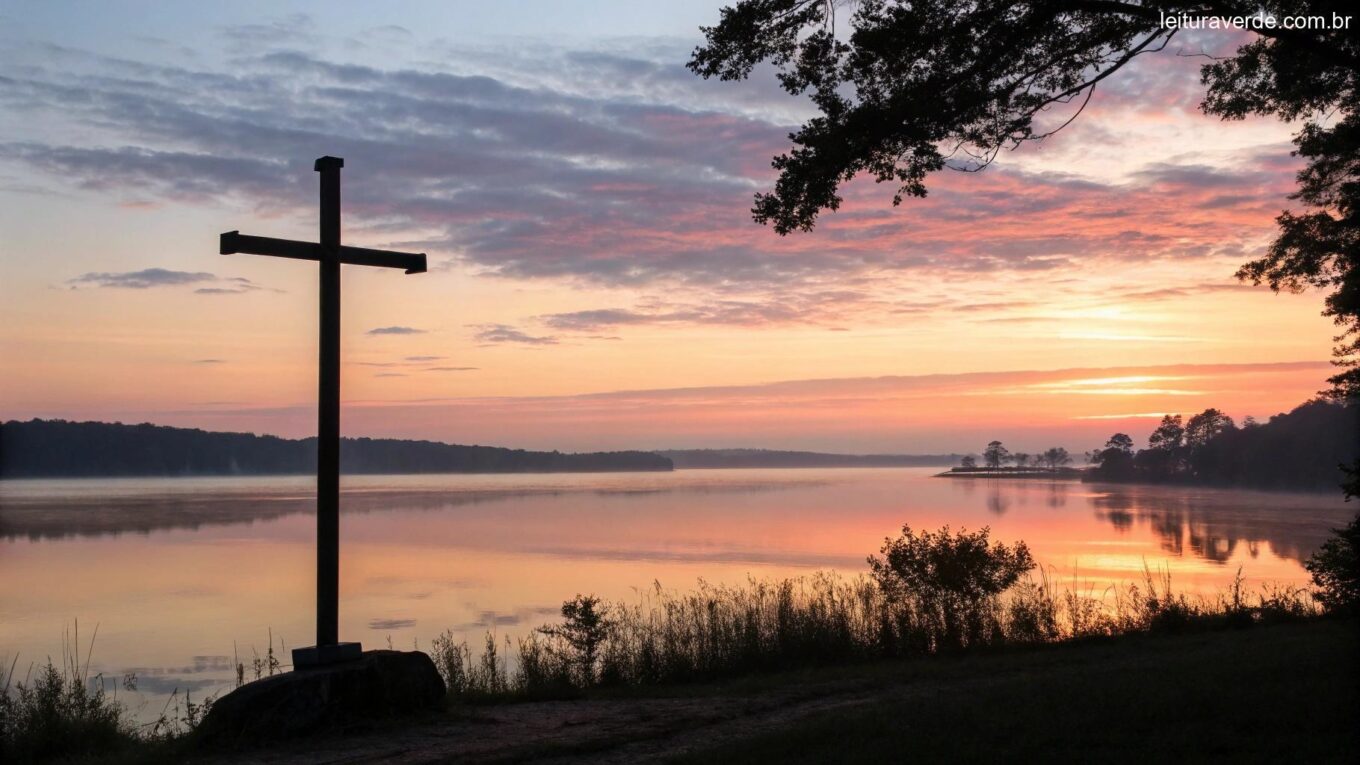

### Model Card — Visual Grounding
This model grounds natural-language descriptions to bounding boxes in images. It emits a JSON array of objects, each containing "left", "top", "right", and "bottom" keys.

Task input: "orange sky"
[{"left": 0, "top": 10, "right": 1340, "bottom": 453}]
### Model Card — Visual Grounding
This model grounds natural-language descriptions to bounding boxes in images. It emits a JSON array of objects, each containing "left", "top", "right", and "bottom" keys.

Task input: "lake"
[{"left": 0, "top": 467, "right": 1352, "bottom": 718}]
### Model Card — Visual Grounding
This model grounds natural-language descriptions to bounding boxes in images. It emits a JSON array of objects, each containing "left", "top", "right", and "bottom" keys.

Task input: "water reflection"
[
  {"left": 0, "top": 474, "right": 832, "bottom": 541},
  {"left": 1087, "top": 482, "right": 1343, "bottom": 564},
  {"left": 972, "top": 480, "right": 1075, "bottom": 515}
]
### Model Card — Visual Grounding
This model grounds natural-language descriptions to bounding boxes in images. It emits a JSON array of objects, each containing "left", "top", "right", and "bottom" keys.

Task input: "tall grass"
[
  {"left": 0, "top": 622, "right": 136, "bottom": 762},
  {"left": 431, "top": 565, "right": 1319, "bottom": 701},
  {"left": 0, "top": 622, "right": 224, "bottom": 763}
]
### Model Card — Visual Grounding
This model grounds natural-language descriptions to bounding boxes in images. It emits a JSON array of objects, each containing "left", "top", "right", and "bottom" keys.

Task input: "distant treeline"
[
  {"left": 0, "top": 420, "right": 673, "bottom": 478},
  {"left": 1086, "top": 400, "right": 1359, "bottom": 491},
  {"left": 657, "top": 449, "right": 961, "bottom": 469}
]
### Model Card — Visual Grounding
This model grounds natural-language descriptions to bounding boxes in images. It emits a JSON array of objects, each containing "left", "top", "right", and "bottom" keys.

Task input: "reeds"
[
  {"left": 0, "top": 621, "right": 243, "bottom": 762},
  {"left": 434, "top": 565, "right": 1320, "bottom": 701},
  {"left": 0, "top": 622, "right": 136, "bottom": 762}
]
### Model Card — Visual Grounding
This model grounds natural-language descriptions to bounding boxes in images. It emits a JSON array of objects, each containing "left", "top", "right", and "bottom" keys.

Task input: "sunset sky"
[{"left": 0, "top": 1, "right": 1339, "bottom": 453}]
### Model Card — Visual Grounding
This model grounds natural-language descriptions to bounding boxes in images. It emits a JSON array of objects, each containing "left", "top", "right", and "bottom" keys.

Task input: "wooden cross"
[{"left": 220, "top": 156, "right": 426, "bottom": 668}]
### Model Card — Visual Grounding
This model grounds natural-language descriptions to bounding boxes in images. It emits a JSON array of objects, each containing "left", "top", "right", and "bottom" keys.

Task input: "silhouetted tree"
[
  {"left": 1011, "top": 452, "right": 1031, "bottom": 469},
  {"left": 1039, "top": 447, "right": 1071, "bottom": 470},
  {"left": 1147, "top": 415, "right": 1185, "bottom": 452},
  {"left": 0, "top": 420, "right": 673, "bottom": 477},
  {"left": 960, "top": 454, "right": 977, "bottom": 469},
  {"left": 868, "top": 525, "right": 1033, "bottom": 648},
  {"left": 983, "top": 441, "right": 1009, "bottom": 469},
  {"left": 1305, "top": 512, "right": 1360, "bottom": 614},
  {"left": 1183, "top": 408, "right": 1238, "bottom": 478},
  {"left": 537, "top": 595, "right": 616, "bottom": 685},
  {"left": 690, "top": 0, "right": 1360, "bottom": 491},
  {"left": 1106, "top": 434, "right": 1135, "bottom": 454},
  {"left": 1184, "top": 408, "right": 1236, "bottom": 451},
  {"left": 1088, "top": 433, "right": 1136, "bottom": 480},
  {"left": 1090, "top": 400, "right": 1359, "bottom": 489},
  {"left": 1137, "top": 415, "right": 1187, "bottom": 479}
]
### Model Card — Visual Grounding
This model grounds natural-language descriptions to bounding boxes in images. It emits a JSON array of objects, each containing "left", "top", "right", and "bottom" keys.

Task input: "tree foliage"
[
  {"left": 869, "top": 525, "right": 1035, "bottom": 647},
  {"left": 983, "top": 440, "right": 1009, "bottom": 469},
  {"left": 869, "top": 525, "right": 1034, "bottom": 604},
  {"left": 690, "top": 1, "right": 1360, "bottom": 490},
  {"left": 1106, "top": 433, "right": 1135, "bottom": 453},
  {"left": 1184, "top": 408, "right": 1236, "bottom": 452},
  {"left": 1089, "top": 399, "right": 1360, "bottom": 489},
  {"left": 1305, "top": 511, "right": 1360, "bottom": 613},
  {"left": 0, "top": 419, "right": 673, "bottom": 477},
  {"left": 537, "top": 595, "right": 616, "bottom": 685},
  {"left": 1040, "top": 446, "right": 1072, "bottom": 469}
]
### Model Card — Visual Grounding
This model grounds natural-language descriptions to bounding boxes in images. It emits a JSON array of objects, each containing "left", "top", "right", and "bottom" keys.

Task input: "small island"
[{"left": 936, "top": 442, "right": 1083, "bottom": 479}]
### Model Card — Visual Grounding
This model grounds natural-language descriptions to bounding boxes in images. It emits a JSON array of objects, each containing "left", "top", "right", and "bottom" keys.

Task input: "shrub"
[
  {"left": 1305, "top": 510, "right": 1360, "bottom": 613},
  {"left": 0, "top": 626, "right": 136, "bottom": 763},
  {"left": 868, "top": 525, "right": 1034, "bottom": 649},
  {"left": 536, "top": 595, "right": 615, "bottom": 686}
]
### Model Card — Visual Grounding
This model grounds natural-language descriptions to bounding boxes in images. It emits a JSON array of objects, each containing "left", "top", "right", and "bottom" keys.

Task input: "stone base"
[
  {"left": 292, "top": 641, "right": 363, "bottom": 668},
  {"left": 196, "top": 650, "right": 445, "bottom": 745}
]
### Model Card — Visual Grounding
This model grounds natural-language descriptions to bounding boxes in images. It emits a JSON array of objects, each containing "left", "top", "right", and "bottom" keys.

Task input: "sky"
[{"left": 0, "top": 1, "right": 1341, "bottom": 453}]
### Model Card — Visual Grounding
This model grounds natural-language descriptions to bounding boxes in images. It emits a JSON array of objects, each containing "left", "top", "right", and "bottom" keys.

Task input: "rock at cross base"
[{"left": 196, "top": 650, "right": 445, "bottom": 745}]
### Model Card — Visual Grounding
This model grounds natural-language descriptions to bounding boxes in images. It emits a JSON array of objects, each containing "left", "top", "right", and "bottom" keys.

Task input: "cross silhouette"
[{"left": 220, "top": 156, "right": 426, "bottom": 667}]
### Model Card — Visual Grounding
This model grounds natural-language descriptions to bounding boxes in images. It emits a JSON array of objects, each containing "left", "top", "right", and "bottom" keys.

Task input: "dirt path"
[{"left": 204, "top": 675, "right": 888, "bottom": 764}]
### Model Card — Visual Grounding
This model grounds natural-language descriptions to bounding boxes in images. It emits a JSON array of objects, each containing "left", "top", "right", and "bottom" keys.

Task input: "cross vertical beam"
[
  {"left": 316, "top": 156, "right": 342, "bottom": 651},
  {"left": 218, "top": 156, "right": 425, "bottom": 669}
]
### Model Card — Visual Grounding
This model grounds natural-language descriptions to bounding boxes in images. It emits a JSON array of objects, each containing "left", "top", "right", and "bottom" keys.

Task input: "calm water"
[{"left": 0, "top": 467, "right": 1352, "bottom": 717}]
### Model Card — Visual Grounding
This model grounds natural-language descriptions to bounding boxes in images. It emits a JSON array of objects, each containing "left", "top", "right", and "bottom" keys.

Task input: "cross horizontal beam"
[{"left": 219, "top": 231, "right": 427, "bottom": 274}]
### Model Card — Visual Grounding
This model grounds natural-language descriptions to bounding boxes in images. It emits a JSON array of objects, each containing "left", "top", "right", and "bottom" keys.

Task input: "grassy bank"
[
  {"left": 430, "top": 566, "right": 1318, "bottom": 701},
  {"left": 0, "top": 624, "right": 212, "bottom": 764},
  {"left": 672, "top": 618, "right": 1359, "bottom": 764}
]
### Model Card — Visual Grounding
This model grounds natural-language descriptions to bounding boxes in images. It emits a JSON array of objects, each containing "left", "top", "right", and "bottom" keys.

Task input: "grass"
[
  {"left": 0, "top": 623, "right": 138, "bottom": 763},
  {"left": 0, "top": 623, "right": 225, "bottom": 764},
  {"left": 669, "top": 618, "right": 1360, "bottom": 764},
  {"left": 428, "top": 564, "right": 1319, "bottom": 702}
]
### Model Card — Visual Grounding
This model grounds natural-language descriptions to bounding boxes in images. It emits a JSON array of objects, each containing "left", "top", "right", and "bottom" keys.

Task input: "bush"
[
  {"left": 0, "top": 626, "right": 136, "bottom": 763},
  {"left": 1306, "top": 511, "right": 1360, "bottom": 614},
  {"left": 868, "top": 525, "right": 1035, "bottom": 649},
  {"left": 536, "top": 595, "right": 615, "bottom": 686}
]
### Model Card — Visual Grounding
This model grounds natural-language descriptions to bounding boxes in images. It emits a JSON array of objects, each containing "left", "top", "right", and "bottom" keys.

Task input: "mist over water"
[{"left": 0, "top": 467, "right": 1351, "bottom": 721}]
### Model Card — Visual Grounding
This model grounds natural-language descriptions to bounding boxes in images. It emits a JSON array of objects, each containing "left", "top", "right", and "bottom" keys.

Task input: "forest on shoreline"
[
  {"left": 1085, "top": 400, "right": 1359, "bottom": 491},
  {"left": 0, "top": 420, "right": 673, "bottom": 477}
]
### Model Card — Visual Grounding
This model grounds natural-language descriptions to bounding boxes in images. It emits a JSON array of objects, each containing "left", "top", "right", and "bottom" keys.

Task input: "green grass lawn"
[{"left": 673, "top": 619, "right": 1360, "bottom": 764}]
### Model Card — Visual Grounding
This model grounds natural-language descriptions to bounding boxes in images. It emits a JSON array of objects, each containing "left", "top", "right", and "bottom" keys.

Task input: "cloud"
[
  {"left": 66, "top": 268, "right": 215, "bottom": 289},
  {"left": 425, "top": 366, "right": 478, "bottom": 372},
  {"left": 471, "top": 323, "right": 558, "bottom": 346},
  {"left": 193, "top": 359, "right": 225, "bottom": 364},
  {"left": 367, "top": 617, "right": 416, "bottom": 630},
  {"left": 404, "top": 355, "right": 445, "bottom": 362},
  {"left": 538, "top": 291, "right": 871, "bottom": 331},
  {"left": 952, "top": 301, "right": 1037, "bottom": 313},
  {"left": 0, "top": 29, "right": 1299, "bottom": 329},
  {"left": 64, "top": 268, "right": 265, "bottom": 294},
  {"left": 195, "top": 277, "right": 267, "bottom": 295},
  {"left": 367, "top": 326, "right": 426, "bottom": 335},
  {"left": 1116, "top": 282, "right": 1261, "bottom": 302}
]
